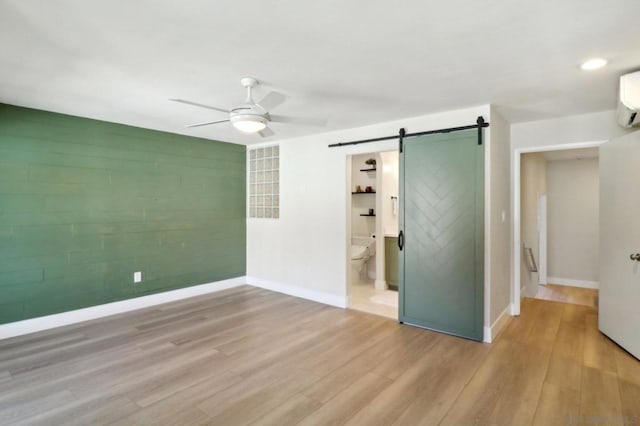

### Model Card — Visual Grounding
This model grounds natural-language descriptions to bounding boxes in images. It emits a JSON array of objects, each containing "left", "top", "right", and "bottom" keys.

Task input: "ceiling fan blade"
[
  {"left": 185, "top": 119, "right": 230, "bottom": 128},
  {"left": 258, "top": 127, "right": 275, "bottom": 138},
  {"left": 256, "top": 91, "right": 287, "bottom": 111},
  {"left": 269, "top": 114, "right": 327, "bottom": 127},
  {"left": 169, "top": 98, "right": 229, "bottom": 114}
]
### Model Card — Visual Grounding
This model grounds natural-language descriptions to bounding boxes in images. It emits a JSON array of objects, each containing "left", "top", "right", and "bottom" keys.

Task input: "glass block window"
[{"left": 248, "top": 145, "right": 279, "bottom": 218}]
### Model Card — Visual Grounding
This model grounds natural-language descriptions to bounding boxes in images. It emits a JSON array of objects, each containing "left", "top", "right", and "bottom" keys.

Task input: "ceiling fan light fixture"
[{"left": 231, "top": 114, "right": 267, "bottom": 133}]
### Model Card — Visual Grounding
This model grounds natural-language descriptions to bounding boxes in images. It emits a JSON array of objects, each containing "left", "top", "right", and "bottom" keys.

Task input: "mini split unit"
[{"left": 617, "top": 71, "right": 640, "bottom": 128}]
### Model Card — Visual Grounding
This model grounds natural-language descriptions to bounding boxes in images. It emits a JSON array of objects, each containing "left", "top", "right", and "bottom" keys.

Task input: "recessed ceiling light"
[{"left": 581, "top": 58, "right": 607, "bottom": 71}]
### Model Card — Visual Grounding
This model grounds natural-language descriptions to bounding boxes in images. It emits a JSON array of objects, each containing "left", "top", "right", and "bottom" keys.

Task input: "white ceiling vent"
[{"left": 617, "top": 71, "right": 640, "bottom": 128}]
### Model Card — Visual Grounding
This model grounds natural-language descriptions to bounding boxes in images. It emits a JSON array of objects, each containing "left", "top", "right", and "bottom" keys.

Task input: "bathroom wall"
[
  {"left": 350, "top": 154, "right": 377, "bottom": 238},
  {"left": 350, "top": 153, "right": 377, "bottom": 280},
  {"left": 379, "top": 151, "right": 399, "bottom": 237}
]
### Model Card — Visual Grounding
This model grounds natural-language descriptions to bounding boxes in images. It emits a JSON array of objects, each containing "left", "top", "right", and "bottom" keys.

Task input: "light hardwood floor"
[{"left": 1, "top": 286, "right": 638, "bottom": 425}]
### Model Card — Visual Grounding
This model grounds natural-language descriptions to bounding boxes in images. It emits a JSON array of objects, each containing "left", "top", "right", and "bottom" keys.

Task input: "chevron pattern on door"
[{"left": 400, "top": 130, "right": 484, "bottom": 340}]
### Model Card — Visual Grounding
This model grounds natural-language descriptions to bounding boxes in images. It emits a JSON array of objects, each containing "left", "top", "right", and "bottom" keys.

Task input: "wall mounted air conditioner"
[{"left": 617, "top": 71, "right": 640, "bottom": 128}]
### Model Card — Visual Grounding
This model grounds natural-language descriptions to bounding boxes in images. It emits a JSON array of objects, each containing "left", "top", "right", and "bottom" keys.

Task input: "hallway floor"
[{"left": 535, "top": 283, "right": 598, "bottom": 309}]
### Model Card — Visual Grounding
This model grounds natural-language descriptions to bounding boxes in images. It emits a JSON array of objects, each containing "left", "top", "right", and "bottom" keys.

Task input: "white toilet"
[{"left": 351, "top": 236, "right": 375, "bottom": 282}]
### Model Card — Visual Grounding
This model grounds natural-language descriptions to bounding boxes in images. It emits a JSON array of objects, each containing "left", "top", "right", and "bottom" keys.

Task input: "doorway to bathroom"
[{"left": 347, "top": 151, "right": 399, "bottom": 319}]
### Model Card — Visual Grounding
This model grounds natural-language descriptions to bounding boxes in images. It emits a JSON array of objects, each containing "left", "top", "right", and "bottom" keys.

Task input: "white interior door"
[{"left": 599, "top": 130, "right": 640, "bottom": 359}]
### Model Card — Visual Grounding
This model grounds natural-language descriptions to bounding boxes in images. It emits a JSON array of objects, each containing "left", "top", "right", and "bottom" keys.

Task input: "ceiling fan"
[{"left": 170, "top": 77, "right": 326, "bottom": 137}]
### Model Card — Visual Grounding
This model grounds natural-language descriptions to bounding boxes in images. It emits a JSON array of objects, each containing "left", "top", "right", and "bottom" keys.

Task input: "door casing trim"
[{"left": 511, "top": 140, "right": 606, "bottom": 315}]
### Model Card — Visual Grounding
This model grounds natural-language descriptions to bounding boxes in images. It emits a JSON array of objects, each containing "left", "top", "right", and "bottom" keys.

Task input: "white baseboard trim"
[
  {"left": 246, "top": 276, "right": 348, "bottom": 308},
  {"left": 547, "top": 277, "right": 599, "bottom": 290},
  {"left": 374, "top": 279, "right": 388, "bottom": 290},
  {"left": 483, "top": 306, "right": 511, "bottom": 343},
  {"left": 510, "top": 302, "right": 520, "bottom": 316},
  {"left": 0, "top": 276, "right": 247, "bottom": 340},
  {"left": 483, "top": 326, "right": 491, "bottom": 343}
]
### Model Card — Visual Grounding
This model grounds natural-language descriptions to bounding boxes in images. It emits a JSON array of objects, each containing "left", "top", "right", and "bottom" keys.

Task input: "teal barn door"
[{"left": 399, "top": 129, "right": 484, "bottom": 341}]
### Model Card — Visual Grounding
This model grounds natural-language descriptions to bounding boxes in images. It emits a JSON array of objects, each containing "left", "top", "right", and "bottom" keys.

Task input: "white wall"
[
  {"left": 379, "top": 151, "right": 399, "bottom": 237},
  {"left": 520, "top": 153, "right": 546, "bottom": 297},
  {"left": 488, "top": 107, "right": 512, "bottom": 327},
  {"left": 247, "top": 105, "right": 500, "bottom": 326},
  {"left": 547, "top": 158, "right": 599, "bottom": 285},
  {"left": 511, "top": 110, "right": 630, "bottom": 150}
]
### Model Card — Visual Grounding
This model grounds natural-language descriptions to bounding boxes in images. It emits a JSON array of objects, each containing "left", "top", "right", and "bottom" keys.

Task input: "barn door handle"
[
  {"left": 630, "top": 253, "right": 640, "bottom": 261},
  {"left": 398, "top": 230, "right": 404, "bottom": 251}
]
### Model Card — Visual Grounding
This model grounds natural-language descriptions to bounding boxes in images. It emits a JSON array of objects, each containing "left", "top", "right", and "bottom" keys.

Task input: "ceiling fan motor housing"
[{"left": 230, "top": 104, "right": 268, "bottom": 132}]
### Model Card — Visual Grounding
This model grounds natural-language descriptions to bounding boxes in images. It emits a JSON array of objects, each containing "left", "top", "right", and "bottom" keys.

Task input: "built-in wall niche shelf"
[
  {"left": 359, "top": 167, "right": 377, "bottom": 172},
  {"left": 352, "top": 191, "right": 376, "bottom": 194},
  {"left": 360, "top": 213, "right": 376, "bottom": 217}
]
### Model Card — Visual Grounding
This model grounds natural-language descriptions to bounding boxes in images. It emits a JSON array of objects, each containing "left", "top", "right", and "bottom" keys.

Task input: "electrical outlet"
[{"left": 134, "top": 271, "right": 142, "bottom": 283}]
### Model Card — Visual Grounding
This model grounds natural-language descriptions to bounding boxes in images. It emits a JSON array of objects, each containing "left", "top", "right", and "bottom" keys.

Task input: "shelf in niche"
[
  {"left": 359, "top": 168, "right": 377, "bottom": 172},
  {"left": 351, "top": 191, "right": 376, "bottom": 194},
  {"left": 360, "top": 214, "right": 376, "bottom": 217}
]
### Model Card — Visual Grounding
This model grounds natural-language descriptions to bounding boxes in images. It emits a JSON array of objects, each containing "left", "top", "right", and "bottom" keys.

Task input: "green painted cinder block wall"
[{"left": 0, "top": 104, "right": 246, "bottom": 323}]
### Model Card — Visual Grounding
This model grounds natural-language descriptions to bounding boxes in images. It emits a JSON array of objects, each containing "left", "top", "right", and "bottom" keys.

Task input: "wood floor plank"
[
  {"left": 523, "top": 298, "right": 564, "bottom": 352},
  {"left": 110, "top": 370, "right": 242, "bottom": 425},
  {"left": 615, "top": 347, "right": 640, "bottom": 387},
  {"left": 0, "top": 390, "right": 76, "bottom": 424},
  {"left": 20, "top": 395, "right": 139, "bottom": 426},
  {"left": 553, "top": 320, "right": 585, "bottom": 363},
  {"left": 296, "top": 320, "right": 398, "bottom": 378},
  {"left": 126, "top": 351, "right": 230, "bottom": 407},
  {"left": 368, "top": 327, "right": 442, "bottom": 381},
  {"left": 347, "top": 353, "right": 441, "bottom": 426},
  {"left": 298, "top": 372, "right": 392, "bottom": 425},
  {"left": 389, "top": 337, "right": 491, "bottom": 426},
  {"left": 583, "top": 313, "right": 618, "bottom": 373},
  {"left": 618, "top": 379, "right": 640, "bottom": 423},
  {"left": 250, "top": 394, "right": 322, "bottom": 426},
  {"left": 543, "top": 319, "right": 585, "bottom": 393},
  {"left": 0, "top": 287, "right": 637, "bottom": 426},
  {"left": 0, "top": 332, "right": 88, "bottom": 362},
  {"left": 66, "top": 345, "right": 220, "bottom": 399},
  {"left": 118, "top": 405, "right": 212, "bottom": 426},
  {"left": 545, "top": 354, "right": 582, "bottom": 392},
  {"left": 198, "top": 367, "right": 323, "bottom": 425},
  {"left": 532, "top": 382, "right": 580, "bottom": 426},
  {"left": 580, "top": 366, "right": 623, "bottom": 422},
  {"left": 500, "top": 297, "right": 542, "bottom": 344},
  {"left": 562, "top": 302, "right": 595, "bottom": 326},
  {"left": 439, "top": 338, "right": 551, "bottom": 425},
  {"left": 0, "top": 338, "right": 144, "bottom": 402}
]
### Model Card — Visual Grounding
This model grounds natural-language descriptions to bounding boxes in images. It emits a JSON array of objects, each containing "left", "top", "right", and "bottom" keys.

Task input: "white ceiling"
[{"left": 1, "top": 1, "right": 639, "bottom": 145}]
